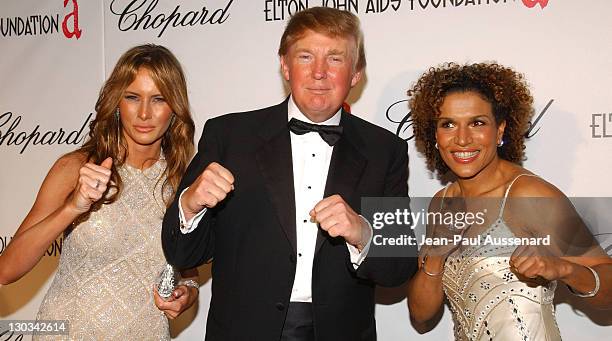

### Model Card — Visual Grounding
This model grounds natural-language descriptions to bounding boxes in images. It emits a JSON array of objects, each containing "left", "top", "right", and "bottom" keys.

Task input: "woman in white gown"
[
  {"left": 406, "top": 62, "right": 612, "bottom": 340},
  {"left": 0, "top": 44, "right": 199, "bottom": 340}
]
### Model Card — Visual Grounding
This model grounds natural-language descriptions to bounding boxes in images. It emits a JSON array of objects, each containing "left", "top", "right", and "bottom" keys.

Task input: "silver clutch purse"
[{"left": 157, "top": 264, "right": 179, "bottom": 301}]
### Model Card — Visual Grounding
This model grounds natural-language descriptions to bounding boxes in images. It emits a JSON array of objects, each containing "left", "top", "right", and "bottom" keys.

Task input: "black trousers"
[{"left": 280, "top": 302, "right": 314, "bottom": 341}]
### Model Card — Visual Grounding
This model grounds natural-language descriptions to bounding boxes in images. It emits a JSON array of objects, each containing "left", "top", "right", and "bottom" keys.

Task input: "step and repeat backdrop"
[{"left": 1, "top": 0, "right": 611, "bottom": 340}]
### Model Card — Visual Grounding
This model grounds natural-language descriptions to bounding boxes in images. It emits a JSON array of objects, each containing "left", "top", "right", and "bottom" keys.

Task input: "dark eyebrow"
[
  {"left": 434, "top": 116, "right": 452, "bottom": 121},
  {"left": 470, "top": 115, "right": 492, "bottom": 120},
  {"left": 435, "top": 114, "right": 491, "bottom": 121}
]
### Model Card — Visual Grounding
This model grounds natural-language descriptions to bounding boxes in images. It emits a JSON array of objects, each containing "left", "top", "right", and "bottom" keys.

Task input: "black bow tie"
[{"left": 288, "top": 118, "right": 343, "bottom": 146}]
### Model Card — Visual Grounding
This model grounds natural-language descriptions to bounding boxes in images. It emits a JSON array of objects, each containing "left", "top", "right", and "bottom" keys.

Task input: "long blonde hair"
[{"left": 78, "top": 44, "right": 195, "bottom": 207}]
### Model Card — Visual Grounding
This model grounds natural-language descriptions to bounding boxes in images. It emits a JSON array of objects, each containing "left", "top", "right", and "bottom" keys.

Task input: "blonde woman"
[{"left": 0, "top": 44, "right": 198, "bottom": 340}]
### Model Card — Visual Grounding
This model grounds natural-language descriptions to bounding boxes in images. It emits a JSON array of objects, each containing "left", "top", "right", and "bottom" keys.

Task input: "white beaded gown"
[
  {"left": 34, "top": 160, "right": 170, "bottom": 340},
  {"left": 441, "top": 174, "right": 562, "bottom": 341}
]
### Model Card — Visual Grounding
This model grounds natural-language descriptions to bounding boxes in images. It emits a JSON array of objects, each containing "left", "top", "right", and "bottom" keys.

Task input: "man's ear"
[
  {"left": 350, "top": 69, "right": 363, "bottom": 87},
  {"left": 280, "top": 55, "right": 290, "bottom": 82}
]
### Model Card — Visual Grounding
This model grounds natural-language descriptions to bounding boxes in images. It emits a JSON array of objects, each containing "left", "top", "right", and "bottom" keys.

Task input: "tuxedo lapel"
[
  {"left": 315, "top": 112, "right": 367, "bottom": 255},
  {"left": 255, "top": 101, "right": 297, "bottom": 252}
]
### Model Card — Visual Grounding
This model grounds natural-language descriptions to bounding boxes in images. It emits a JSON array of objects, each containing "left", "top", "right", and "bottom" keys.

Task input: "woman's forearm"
[
  {"left": 0, "top": 204, "right": 79, "bottom": 285},
  {"left": 560, "top": 261, "right": 612, "bottom": 309},
  {"left": 407, "top": 255, "right": 446, "bottom": 323}
]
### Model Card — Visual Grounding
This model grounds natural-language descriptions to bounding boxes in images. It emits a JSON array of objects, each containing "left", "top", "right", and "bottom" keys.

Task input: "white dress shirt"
[{"left": 177, "top": 96, "right": 372, "bottom": 303}]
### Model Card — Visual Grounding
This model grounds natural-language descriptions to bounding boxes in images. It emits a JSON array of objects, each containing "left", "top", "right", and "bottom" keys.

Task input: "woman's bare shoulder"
[{"left": 509, "top": 171, "right": 565, "bottom": 199}]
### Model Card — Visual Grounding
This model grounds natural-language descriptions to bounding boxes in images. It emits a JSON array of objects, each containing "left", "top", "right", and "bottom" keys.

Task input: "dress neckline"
[
  {"left": 441, "top": 173, "right": 538, "bottom": 222},
  {"left": 121, "top": 156, "right": 166, "bottom": 178}
]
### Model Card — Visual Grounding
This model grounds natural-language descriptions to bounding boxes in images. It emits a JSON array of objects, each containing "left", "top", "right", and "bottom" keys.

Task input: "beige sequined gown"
[
  {"left": 442, "top": 174, "right": 562, "bottom": 341},
  {"left": 34, "top": 161, "right": 170, "bottom": 341}
]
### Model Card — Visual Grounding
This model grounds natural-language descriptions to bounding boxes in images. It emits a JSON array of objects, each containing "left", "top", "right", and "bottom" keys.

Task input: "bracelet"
[
  {"left": 178, "top": 279, "right": 199, "bottom": 292},
  {"left": 567, "top": 265, "right": 600, "bottom": 298},
  {"left": 421, "top": 254, "right": 444, "bottom": 277}
]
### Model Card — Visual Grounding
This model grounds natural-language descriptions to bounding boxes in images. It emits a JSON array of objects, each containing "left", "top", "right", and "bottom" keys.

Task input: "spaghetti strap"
[
  {"left": 498, "top": 173, "right": 539, "bottom": 220},
  {"left": 439, "top": 183, "right": 451, "bottom": 210}
]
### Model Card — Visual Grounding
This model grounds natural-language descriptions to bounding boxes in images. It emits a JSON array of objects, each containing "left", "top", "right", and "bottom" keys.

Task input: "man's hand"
[
  {"left": 181, "top": 162, "right": 234, "bottom": 221},
  {"left": 153, "top": 285, "right": 198, "bottom": 320},
  {"left": 310, "top": 194, "right": 371, "bottom": 251}
]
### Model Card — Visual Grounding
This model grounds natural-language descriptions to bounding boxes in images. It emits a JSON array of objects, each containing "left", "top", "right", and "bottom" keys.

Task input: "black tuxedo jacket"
[{"left": 162, "top": 99, "right": 417, "bottom": 341}]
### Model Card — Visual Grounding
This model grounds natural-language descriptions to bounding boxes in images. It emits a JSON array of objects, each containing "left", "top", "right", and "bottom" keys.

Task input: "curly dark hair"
[{"left": 408, "top": 62, "right": 534, "bottom": 176}]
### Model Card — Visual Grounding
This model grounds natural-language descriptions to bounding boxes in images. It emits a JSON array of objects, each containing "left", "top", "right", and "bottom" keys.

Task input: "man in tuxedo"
[{"left": 162, "top": 7, "right": 416, "bottom": 341}]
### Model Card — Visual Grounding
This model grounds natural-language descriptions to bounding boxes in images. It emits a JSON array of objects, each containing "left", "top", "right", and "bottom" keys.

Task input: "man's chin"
[{"left": 302, "top": 109, "right": 339, "bottom": 122}]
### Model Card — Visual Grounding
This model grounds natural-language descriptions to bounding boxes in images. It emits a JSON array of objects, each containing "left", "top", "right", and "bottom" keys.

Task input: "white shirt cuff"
[
  {"left": 346, "top": 215, "right": 373, "bottom": 269},
  {"left": 178, "top": 187, "right": 207, "bottom": 234}
]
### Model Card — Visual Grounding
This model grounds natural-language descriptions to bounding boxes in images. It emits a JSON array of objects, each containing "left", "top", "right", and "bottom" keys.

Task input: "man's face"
[{"left": 281, "top": 30, "right": 362, "bottom": 123}]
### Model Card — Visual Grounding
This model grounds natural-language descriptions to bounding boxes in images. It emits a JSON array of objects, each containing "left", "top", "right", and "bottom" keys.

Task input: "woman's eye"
[
  {"left": 153, "top": 97, "right": 166, "bottom": 103},
  {"left": 472, "top": 120, "right": 485, "bottom": 126},
  {"left": 125, "top": 95, "right": 138, "bottom": 101},
  {"left": 440, "top": 121, "right": 454, "bottom": 128}
]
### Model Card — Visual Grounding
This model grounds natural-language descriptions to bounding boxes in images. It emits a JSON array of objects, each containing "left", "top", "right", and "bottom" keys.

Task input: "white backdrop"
[{"left": 1, "top": 0, "right": 611, "bottom": 340}]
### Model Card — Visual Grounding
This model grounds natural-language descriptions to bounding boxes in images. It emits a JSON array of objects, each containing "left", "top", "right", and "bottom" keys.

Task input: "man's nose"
[{"left": 312, "top": 59, "right": 328, "bottom": 80}]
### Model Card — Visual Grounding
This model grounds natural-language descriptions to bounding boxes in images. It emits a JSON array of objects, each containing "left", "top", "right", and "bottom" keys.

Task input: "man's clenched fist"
[
  {"left": 310, "top": 194, "right": 371, "bottom": 251},
  {"left": 181, "top": 162, "right": 234, "bottom": 220}
]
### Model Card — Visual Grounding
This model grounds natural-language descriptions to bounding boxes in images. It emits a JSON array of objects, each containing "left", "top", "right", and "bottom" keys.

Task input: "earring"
[
  {"left": 116, "top": 108, "right": 121, "bottom": 152},
  {"left": 170, "top": 113, "right": 176, "bottom": 126},
  {"left": 497, "top": 140, "right": 504, "bottom": 147},
  {"left": 435, "top": 142, "right": 438, "bottom": 150}
]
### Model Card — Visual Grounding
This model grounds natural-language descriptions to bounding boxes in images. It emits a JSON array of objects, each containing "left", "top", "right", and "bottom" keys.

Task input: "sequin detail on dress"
[
  {"left": 34, "top": 160, "right": 171, "bottom": 341},
  {"left": 441, "top": 174, "right": 562, "bottom": 341}
]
